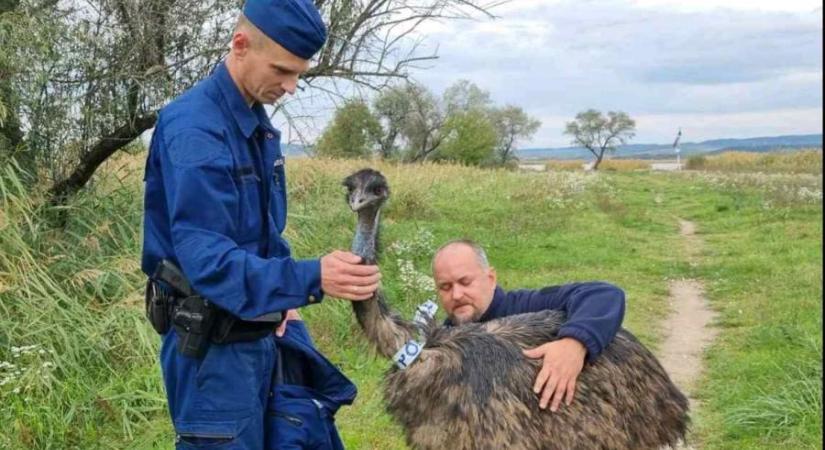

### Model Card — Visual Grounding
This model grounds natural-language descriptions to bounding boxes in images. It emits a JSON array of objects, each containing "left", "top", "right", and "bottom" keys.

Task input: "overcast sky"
[
  {"left": 134, "top": 1, "right": 820, "bottom": 151},
  {"left": 252, "top": 0, "right": 825, "bottom": 149},
  {"left": 305, "top": 0, "right": 822, "bottom": 148}
]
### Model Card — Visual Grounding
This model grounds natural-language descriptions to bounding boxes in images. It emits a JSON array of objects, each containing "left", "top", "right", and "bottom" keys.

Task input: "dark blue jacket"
[
  {"left": 268, "top": 321, "right": 357, "bottom": 450},
  {"left": 468, "top": 282, "right": 625, "bottom": 362},
  {"left": 141, "top": 62, "right": 323, "bottom": 319}
]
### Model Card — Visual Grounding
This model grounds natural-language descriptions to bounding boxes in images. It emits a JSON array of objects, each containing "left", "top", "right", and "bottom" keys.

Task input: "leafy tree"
[
  {"left": 371, "top": 79, "right": 541, "bottom": 166},
  {"left": 436, "top": 109, "right": 497, "bottom": 165},
  {"left": 400, "top": 85, "right": 446, "bottom": 162},
  {"left": 564, "top": 109, "right": 635, "bottom": 170},
  {"left": 384, "top": 79, "right": 493, "bottom": 163},
  {"left": 1, "top": 0, "right": 497, "bottom": 204},
  {"left": 314, "top": 99, "right": 381, "bottom": 158},
  {"left": 442, "top": 79, "right": 492, "bottom": 115},
  {"left": 372, "top": 83, "right": 416, "bottom": 160},
  {"left": 441, "top": 81, "right": 541, "bottom": 167},
  {"left": 372, "top": 82, "right": 446, "bottom": 162},
  {"left": 489, "top": 105, "right": 541, "bottom": 166}
]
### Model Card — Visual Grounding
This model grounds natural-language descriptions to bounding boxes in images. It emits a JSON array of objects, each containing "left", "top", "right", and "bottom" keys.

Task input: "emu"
[{"left": 343, "top": 168, "right": 689, "bottom": 450}]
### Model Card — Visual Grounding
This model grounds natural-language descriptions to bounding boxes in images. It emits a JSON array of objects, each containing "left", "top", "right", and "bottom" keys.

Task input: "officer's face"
[
  {"left": 233, "top": 31, "right": 310, "bottom": 105},
  {"left": 433, "top": 244, "right": 497, "bottom": 325}
]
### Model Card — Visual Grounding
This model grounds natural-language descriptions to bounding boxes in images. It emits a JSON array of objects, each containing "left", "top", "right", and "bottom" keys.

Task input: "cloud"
[
  {"left": 629, "top": 0, "right": 821, "bottom": 13},
  {"left": 400, "top": 0, "right": 822, "bottom": 146}
]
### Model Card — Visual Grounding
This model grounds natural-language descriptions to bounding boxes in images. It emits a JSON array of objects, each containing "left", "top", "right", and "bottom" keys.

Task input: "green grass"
[
  {"left": 0, "top": 155, "right": 821, "bottom": 448},
  {"left": 662, "top": 171, "right": 823, "bottom": 449}
]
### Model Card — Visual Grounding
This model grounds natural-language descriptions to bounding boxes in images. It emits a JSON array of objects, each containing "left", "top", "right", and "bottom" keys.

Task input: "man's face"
[
  {"left": 432, "top": 244, "right": 497, "bottom": 325},
  {"left": 233, "top": 30, "right": 310, "bottom": 105}
]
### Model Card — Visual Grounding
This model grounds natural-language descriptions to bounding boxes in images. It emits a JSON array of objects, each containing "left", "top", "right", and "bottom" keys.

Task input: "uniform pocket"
[
  {"left": 175, "top": 417, "right": 249, "bottom": 449},
  {"left": 195, "top": 338, "right": 273, "bottom": 413},
  {"left": 266, "top": 386, "right": 333, "bottom": 450},
  {"left": 234, "top": 166, "right": 262, "bottom": 243}
]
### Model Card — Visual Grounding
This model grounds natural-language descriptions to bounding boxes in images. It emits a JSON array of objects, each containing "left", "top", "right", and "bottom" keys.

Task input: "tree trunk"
[
  {"left": 592, "top": 151, "right": 605, "bottom": 170},
  {"left": 0, "top": 0, "right": 23, "bottom": 153},
  {"left": 48, "top": 113, "right": 157, "bottom": 205}
]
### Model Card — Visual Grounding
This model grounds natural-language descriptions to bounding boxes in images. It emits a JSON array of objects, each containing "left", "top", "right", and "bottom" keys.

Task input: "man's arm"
[
  {"left": 516, "top": 282, "right": 626, "bottom": 359},
  {"left": 517, "top": 282, "right": 626, "bottom": 411}
]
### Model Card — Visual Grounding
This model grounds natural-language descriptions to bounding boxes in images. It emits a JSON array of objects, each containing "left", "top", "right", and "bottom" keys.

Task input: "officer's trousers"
[
  {"left": 161, "top": 326, "right": 347, "bottom": 449},
  {"left": 161, "top": 329, "right": 276, "bottom": 448}
]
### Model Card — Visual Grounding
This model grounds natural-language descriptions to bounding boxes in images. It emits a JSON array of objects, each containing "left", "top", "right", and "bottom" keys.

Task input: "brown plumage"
[{"left": 343, "top": 168, "right": 689, "bottom": 450}]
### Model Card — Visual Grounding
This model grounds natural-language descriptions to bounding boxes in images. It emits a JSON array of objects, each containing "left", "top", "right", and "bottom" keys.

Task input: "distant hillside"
[
  {"left": 518, "top": 134, "right": 823, "bottom": 160},
  {"left": 283, "top": 143, "right": 311, "bottom": 157}
]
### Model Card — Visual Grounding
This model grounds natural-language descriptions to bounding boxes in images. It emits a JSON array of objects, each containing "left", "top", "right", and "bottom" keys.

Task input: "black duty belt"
[{"left": 145, "top": 259, "right": 283, "bottom": 358}]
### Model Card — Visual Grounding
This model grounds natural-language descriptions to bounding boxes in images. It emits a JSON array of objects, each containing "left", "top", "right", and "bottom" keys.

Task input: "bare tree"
[
  {"left": 564, "top": 109, "right": 635, "bottom": 170},
  {"left": 3, "top": 0, "right": 501, "bottom": 204}
]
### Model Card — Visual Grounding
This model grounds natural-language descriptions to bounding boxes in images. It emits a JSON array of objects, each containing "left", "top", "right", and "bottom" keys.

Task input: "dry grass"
[
  {"left": 600, "top": 159, "right": 651, "bottom": 171},
  {"left": 545, "top": 159, "right": 651, "bottom": 172},
  {"left": 545, "top": 160, "right": 585, "bottom": 171},
  {"left": 686, "top": 149, "right": 822, "bottom": 174}
]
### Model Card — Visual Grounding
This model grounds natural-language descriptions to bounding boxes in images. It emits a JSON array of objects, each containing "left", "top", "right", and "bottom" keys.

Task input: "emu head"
[{"left": 342, "top": 168, "right": 389, "bottom": 213}]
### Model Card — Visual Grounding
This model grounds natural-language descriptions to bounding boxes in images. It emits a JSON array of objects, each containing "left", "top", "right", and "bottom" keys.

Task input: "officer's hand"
[
  {"left": 275, "top": 309, "right": 301, "bottom": 337},
  {"left": 320, "top": 251, "right": 381, "bottom": 301},
  {"left": 523, "top": 338, "right": 587, "bottom": 412}
]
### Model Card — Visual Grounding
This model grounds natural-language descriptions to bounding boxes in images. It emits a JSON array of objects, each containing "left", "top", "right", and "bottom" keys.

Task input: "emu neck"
[
  {"left": 352, "top": 208, "right": 380, "bottom": 264},
  {"left": 349, "top": 203, "right": 416, "bottom": 358}
]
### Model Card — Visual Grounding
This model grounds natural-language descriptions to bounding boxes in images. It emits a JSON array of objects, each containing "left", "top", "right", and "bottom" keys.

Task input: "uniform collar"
[
  {"left": 478, "top": 285, "right": 506, "bottom": 322},
  {"left": 213, "top": 61, "right": 277, "bottom": 139}
]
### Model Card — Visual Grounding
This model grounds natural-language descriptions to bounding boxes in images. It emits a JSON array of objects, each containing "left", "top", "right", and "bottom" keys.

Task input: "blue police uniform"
[
  {"left": 446, "top": 282, "right": 626, "bottom": 362},
  {"left": 141, "top": 1, "right": 347, "bottom": 447},
  {"left": 142, "top": 61, "right": 323, "bottom": 319}
]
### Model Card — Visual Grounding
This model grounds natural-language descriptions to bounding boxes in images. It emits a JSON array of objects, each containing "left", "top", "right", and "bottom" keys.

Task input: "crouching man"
[{"left": 432, "top": 239, "right": 626, "bottom": 412}]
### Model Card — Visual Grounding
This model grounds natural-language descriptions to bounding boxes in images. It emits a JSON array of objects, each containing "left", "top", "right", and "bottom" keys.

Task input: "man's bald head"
[
  {"left": 432, "top": 239, "right": 497, "bottom": 325},
  {"left": 432, "top": 239, "right": 490, "bottom": 274}
]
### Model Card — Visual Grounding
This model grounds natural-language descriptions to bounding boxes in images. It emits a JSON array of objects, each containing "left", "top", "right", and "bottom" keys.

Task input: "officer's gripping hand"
[
  {"left": 320, "top": 251, "right": 381, "bottom": 301},
  {"left": 275, "top": 309, "right": 301, "bottom": 337},
  {"left": 523, "top": 337, "right": 587, "bottom": 412}
]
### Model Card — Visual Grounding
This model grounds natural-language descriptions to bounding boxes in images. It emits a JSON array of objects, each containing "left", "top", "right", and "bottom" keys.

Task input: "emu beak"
[{"left": 350, "top": 195, "right": 369, "bottom": 212}]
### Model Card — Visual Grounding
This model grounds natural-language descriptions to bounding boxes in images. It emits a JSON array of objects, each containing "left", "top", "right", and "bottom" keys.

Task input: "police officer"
[{"left": 141, "top": 1, "right": 379, "bottom": 447}]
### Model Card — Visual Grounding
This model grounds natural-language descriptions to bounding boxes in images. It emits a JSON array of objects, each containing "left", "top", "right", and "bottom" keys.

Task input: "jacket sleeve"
[
  {"left": 517, "top": 282, "right": 625, "bottom": 362},
  {"left": 159, "top": 126, "right": 323, "bottom": 319}
]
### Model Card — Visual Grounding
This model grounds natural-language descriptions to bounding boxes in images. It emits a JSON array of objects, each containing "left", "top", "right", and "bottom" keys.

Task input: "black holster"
[
  {"left": 145, "top": 279, "right": 172, "bottom": 334},
  {"left": 172, "top": 295, "right": 217, "bottom": 359}
]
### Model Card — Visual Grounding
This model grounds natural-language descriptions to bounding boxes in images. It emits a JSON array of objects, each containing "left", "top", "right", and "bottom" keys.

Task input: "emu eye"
[{"left": 372, "top": 186, "right": 385, "bottom": 196}]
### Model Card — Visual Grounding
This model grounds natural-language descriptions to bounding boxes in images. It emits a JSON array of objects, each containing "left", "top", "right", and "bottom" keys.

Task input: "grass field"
[
  {"left": 0, "top": 154, "right": 821, "bottom": 449},
  {"left": 686, "top": 149, "right": 822, "bottom": 174},
  {"left": 544, "top": 159, "right": 653, "bottom": 171}
]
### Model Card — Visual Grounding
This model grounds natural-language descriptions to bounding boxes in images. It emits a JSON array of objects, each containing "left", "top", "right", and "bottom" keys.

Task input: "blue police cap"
[{"left": 243, "top": 0, "right": 327, "bottom": 60}]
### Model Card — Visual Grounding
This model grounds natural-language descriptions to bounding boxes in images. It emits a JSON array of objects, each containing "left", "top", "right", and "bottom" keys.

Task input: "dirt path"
[{"left": 658, "top": 219, "right": 719, "bottom": 448}]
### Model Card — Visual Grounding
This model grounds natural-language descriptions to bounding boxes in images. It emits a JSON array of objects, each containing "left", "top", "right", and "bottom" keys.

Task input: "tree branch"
[{"left": 48, "top": 112, "right": 157, "bottom": 205}]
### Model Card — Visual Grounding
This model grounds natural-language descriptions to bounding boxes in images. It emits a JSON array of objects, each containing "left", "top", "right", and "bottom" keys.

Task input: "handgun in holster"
[{"left": 146, "top": 259, "right": 216, "bottom": 359}]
